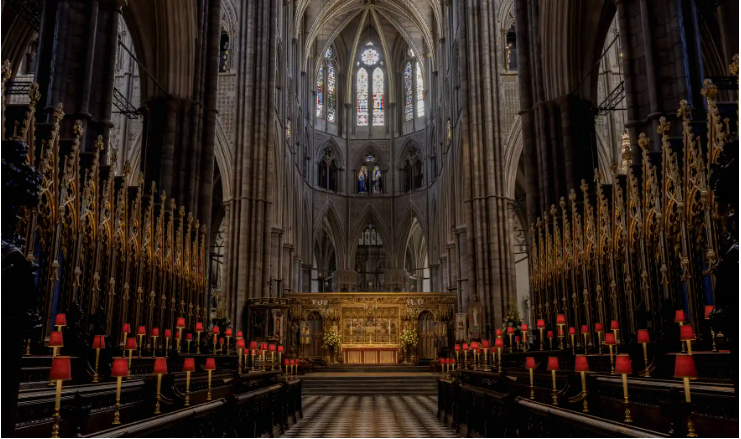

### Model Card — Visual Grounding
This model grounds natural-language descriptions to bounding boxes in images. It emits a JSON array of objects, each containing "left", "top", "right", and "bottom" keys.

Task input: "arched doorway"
[
  {"left": 305, "top": 311, "right": 324, "bottom": 358},
  {"left": 418, "top": 311, "right": 436, "bottom": 359}
]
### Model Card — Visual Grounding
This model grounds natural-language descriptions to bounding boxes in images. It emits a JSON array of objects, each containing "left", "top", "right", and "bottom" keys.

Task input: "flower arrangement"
[
  {"left": 400, "top": 327, "right": 419, "bottom": 347},
  {"left": 502, "top": 294, "right": 523, "bottom": 336},
  {"left": 323, "top": 326, "right": 341, "bottom": 348}
]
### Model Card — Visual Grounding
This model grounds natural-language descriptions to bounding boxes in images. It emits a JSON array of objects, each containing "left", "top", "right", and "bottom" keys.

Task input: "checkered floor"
[{"left": 282, "top": 395, "right": 457, "bottom": 438}]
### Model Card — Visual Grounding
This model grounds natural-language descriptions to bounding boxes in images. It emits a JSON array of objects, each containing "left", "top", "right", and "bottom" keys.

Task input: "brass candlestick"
[
  {"left": 195, "top": 331, "right": 201, "bottom": 354},
  {"left": 522, "top": 332, "right": 528, "bottom": 352},
  {"left": 551, "top": 370, "right": 558, "bottom": 406},
  {"left": 557, "top": 326, "right": 564, "bottom": 350},
  {"left": 608, "top": 345, "right": 614, "bottom": 374},
  {"left": 641, "top": 343, "right": 650, "bottom": 377},
  {"left": 497, "top": 348, "right": 502, "bottom": 373},
  {"left": 613, "top": 329, "right": 620, "bottom": 354},
  {"left": 621, "top": 374, "right": 632, "bottom": 423},
  {"left": 583, "top": 333, "right": 589, "bottom": 354},
  {"left": 271, "top": 352, "right": 275, "bottom": 370},
  {"left": 155, "top": 374, "right": 163, "bottom": 414},
  {"left": 570, "top": 334, "right": 576, "bottom": 355},
  {"left": 580, "top": 372, "right": 589, "bottom": 413},
  {"left": 539, "top": 328, "right": 544, "bottom": 350},
  {"left": 113, "top": 376, "right": 123, "bottom": 425},
  {"left": 127, "top": 349, "right": 134, "bottom": 378},
  {"left": 165, "top": 337, "right": 170, "bottom": 358},
  {"left": 207, "top": 369, "right": 213, "bottom": 401},
  {"left": 682, "top": 377, "right": 697, "bottom": 437},
  {"left": 226, "top": 336, "right": 231, "bottom": 351},
  {"left": 138, "top": 334, "right": 144, "bottom": 357},
  {"left": 678, "top": 322, "right": 686, "bottom": 353},
  {"left": 710, "top": 329, "right": 717, "bottom": 352},
  {"left": 529, "top": 368, "right": 535, "bottom": 400},
  {"left": 483, "top": 348, "right": 489, "bottom": 371},
  {"left": 508, "top": 334, "right": 514, "bottom": 353},
  {"left": 151, "top": 336, "right": 158, "bottom": 356},
  {"left": 177, "top": 328, "right": 183, "bottom": 352},
  {"left": 93, "top": 348, "right": 101, "bottom": 383},
  {"left": 25, "top": 339, "right": 31, "bottom": 356},
  {"left": 213, "top": 334, "right": 218, "bottom": 354},
  {"left": 261, "top": 351, "right": 266, "bottom": 371},
  {"left": 185, "top": 371, "right": 191, "bottom": 407},
  {"left": 597, "top": 331, "right": 603, "bottom": 355},
  {"left": 187, "top": 339, "right": 191, "bottom": 354},
  {"left": 51, "top": 379, "right": 62, "bottom": 438},
  {"left": 237, "top": 349, "right": 243, "bottom": 374}
]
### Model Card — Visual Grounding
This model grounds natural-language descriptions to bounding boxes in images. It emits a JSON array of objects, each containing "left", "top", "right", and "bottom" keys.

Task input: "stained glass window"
[
  {"left": 447, "top": 119, "right": 451, "bottom": 139},
  {"left": 407, "top": 47, "right": 414, "bottom": 58},
  {"left": 361, "top": 48, "right": 379, "bottom": 65},
  {"left": 358, "top": 166, "right": 368, "bottom": 193},
  {"left": 357, "top": 68, "right": 369, "bottom": 126},
  {"left": 404, "top": 61, "right": 413, "bottom": 121},
  {"left": 327, "top": 61, "right": 336, "bottom": 122},
  {"left": 365, "top": 154, "right": 375, "bottom": 162},
  {"left": 416, "top": 61, "right": 424, "bottom": 118},
  {"left": 316, "top": 65, "right": 324, "bottom": 119},
  {"left": 372, "top": 68, "right": 384, "bottom": 126},
  {"left": 325, "top": 47, "right": 333, "bottom": 58},
  {"left": 372, "top": 166, "right": 382, "bottom": 194}
]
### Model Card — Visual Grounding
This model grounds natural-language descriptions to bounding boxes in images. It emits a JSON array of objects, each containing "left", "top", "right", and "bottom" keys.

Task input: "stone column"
[{"left": 35, "top": 0, "right": 125, "bottom": 155}]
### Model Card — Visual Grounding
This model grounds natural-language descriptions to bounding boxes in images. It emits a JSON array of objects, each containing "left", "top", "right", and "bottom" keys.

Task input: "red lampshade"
[
  {"left": 182, "top": 358, "right": 196, "bottom": 372},
  {"left": 482, "top": 340, "right": 490, "bottom": 349},
  {"left": 704, "top": 305, "right": 714, "bottom": 320},
  {"left": 92, "top": 335, "right": 106, "bottom": 349},
  {"left": 175, "top": 332, "right": 181, "bottom": 340},
  {"left": 236, "top": 331, "right": 243, "bottom": 338},
  {"left": 137, "top": 326, "right": 146, "bottom": 335},
  {"left": 185, "top": 333, "right": 193, "bottom": 341},
  {"left": 212, "top": 326, "right": 220, "bottom": 335},
  {"left": 507, "top": 326, "right": 515, "bottom": 334},
  {"left": 261, "top": 342, "right": 267, "bottom": 351},
  {"left": 546, "top": 356, "right": 560, "bottom": 371},
  {"left": 556, "top": 314, "right": 566, "bottom": 325},
  {"left": 278, "top": 346, "right": 284, "bottom": 353},
  {"left": 547, "top": 330, "right": 554, "bottom": 338},
  {"left": 285, "top": 359, "right": 289, "bottom": 365},
  {"left": 122, "top": 323, "right": 131, "bottom": 333},
  {"left": 594, "top": 323, "right": 603, "bottom": 332},
  {"left": 125, "top": 337, "right": 137, "bottom": 350},
  {"left": 610, "top": 321, "right": 619, "bottom": 330},
  {"left": 225, "top": 328, "right": 233, "bottom": 336},
  {"left": 152, "top": 327, "right": 160, "bottom": 337},
  {"left": 462, "top": 343, "right": 469, "bottom": 350},
  {"left": 495, "top": 329, "right": 503, "bottom": 336},
  {"left": 525, "top": 357, "right": 536, "bottom": 369},
  {"left": 515, "top": 336, "right": 521, "bottom": 342},
  {"left": 536, "top": 319, "right": 546, "bottom": 329},
  {"left": 153, "top": 357, "right": 168, "bottom": 375},
  {"left": 54, "top": 313, "right": 67, "bottom": 327},
  {"left": 604, "top": 333, "right": 616, "bottom": 345},
  {"left": 176, "top": 318, "right": 186, "bottom": 328},
  {"left": 236, "top": 339, "right": 246, "bottom": 349},
  {"left": 49, "top": 356, "right": 72, "bottom": 381},
  {"left": 451, "top": 358, "right": 456, "bottom": 364},
  {"left": 269, "top": 344, "right": 276, "bottom": 352},
  {"left": 289, "top": 359, "right": 295, "bottom": 365},
  {"left": 674, "top": 354, "right": 698, "bottom": 379},
  {"left": 250, "top": 341, "right": 258, "bottom": 350},
  {"left": 165, "top": 329, "right": 172, "bottom": 338},
  {"left": 442, "top": 358, "right": 447, "bottom": 365},
  {"left": 680, "top": 325, "right": 696, "bottom": 341},
  {"left": 219, "top": 338, "right": 225, "bottom": 344},
  {"left": 49, "top": 331, "right": 64, "bottom": 347},
  {"left": 574, "top": 355, "right": 589, "bottom": 372},
  {"left": 494, "top": 339, "right": 504, "bottom": 348},
  {"left": 204, "top": 358, "right": 216, "bottom": 370},
  {"left": 110, "top": 357, "right": 129, "bottom": 377},
  {"left": 614, "top": 354, "right": 632, "bottom": 375},
  {"left": 674, "top": 310, "right": 686, "bottom": 324},
  {"left": 637, "top": 329, "right": 650, "bottom": 344},
  {"left": 471, "top": 342, "right": 479, "bottom": 349},
  {"left": 521, "top": 324, "right": 528, "bottom": 332},
  {"left": 581, "top": 325, "right": 588, "bottom": 334},
  {"left": 454, "top": 344, "right": 460, "bottom": 351},
  {"left": 195, "top": 322, "right": 204, "bottom": 332},
  {"left": 568, "top": 327, "right": 576, "bottom": 335}
]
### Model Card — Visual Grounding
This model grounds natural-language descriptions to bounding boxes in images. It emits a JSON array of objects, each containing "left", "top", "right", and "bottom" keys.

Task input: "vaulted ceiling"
[{"left": 297, "top": 0, "right": 441, "bottom": 77}]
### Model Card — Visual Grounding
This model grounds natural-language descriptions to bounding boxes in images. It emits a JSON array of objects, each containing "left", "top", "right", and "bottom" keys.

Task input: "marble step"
[{"left": 302, "top": 374, "right": 439, "bottom": 395}]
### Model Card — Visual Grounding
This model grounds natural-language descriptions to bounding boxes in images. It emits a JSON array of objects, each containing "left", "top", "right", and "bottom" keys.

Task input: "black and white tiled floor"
[{"left": 282, "top": 395, "right": 457, "bottom": 438}]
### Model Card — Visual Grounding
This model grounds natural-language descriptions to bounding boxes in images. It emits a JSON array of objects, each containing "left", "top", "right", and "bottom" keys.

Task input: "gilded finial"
[
  {"left": 137, "top": 172, "right": 144, "bottom": 186},
  {"left": 200, "top": 225, "right": 206, "bottom": 234},
  {"left": 593, "top": 169, "right": 601, "bottom": 185},
  {"left": 550, "top": 204, "right": 557, "bottom": 217},
  {"left": 701, "top": 79, "right": 718, "bottom": 101},
  {"left": 637, "top": 133, "right": 649, "bottom": 150},
  {"left": 123, "top": 160, "right": 132, "bottom": 177},
  {"left": 170, "top": 199, "right": 177, "bottom": 211},
  {"left": 559, "top": 196, "right": 566, "bottom": 211},
  {"left": 160, "top": 190, "right": 167, "bottom": 204},
  {"left": 657, "top": 116, "right": 669, "bottom": 135},
  {"left": 194, "top": 219, "right": 200, "bottom": 230},
  {"left": 150, "top": 181, "right": 157, "bottom": 196},
  {"left": 676, "top": 100, "right": 691, "bottom": 120},
  {"left": 179, "top": 206, "right": 185, "bottom": 217},
  {"left": 730, "top": 54, "right": 739, "bottom": 77},
  {"left": 52, "top": 103, "right": 65, "bottom": 121},
  {"left": 109, "top": 146, "right": 118, "bottom": 169},
  {"left": 569, "top": 188, "right": 576, "bottom": 202}
]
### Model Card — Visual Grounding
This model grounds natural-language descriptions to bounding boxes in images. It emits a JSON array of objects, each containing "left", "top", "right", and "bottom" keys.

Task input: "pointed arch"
[
  {"left": 394, "top": 203, "right": 428, "bottom": 268},
  {"left": 348, "top": 204, "right": 393, "bottom": 267},
  {"left": 313, "top": 203, "right": 347, "bottom": 270}
]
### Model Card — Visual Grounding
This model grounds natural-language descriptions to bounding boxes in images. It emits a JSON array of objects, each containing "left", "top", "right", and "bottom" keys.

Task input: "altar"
[
  {"left": 284, "top": 292, "right": 457, "bottom": 364},
  {"left": 342, "top": 345, "right": 398, "bottom": 364}
]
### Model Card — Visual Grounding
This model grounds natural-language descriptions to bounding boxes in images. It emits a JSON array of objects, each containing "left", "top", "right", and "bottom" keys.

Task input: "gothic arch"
[
  {"left": 313, "top": 203, "right": 347, "bottom": 269},
  {"left": 315, "top": 138, "right": 344, "bottom": 165},
  {"left": 394, "top": 204, "right": 428, "bottom": 267},
  {"left": 348, "top": 204, "right": 393, "bottom": 267},
  {"left": 503, "top": 115, "right": 523, "bottom": 199},
  {"left": 397, "top": 138, "right": 424, "bottom": 169}
]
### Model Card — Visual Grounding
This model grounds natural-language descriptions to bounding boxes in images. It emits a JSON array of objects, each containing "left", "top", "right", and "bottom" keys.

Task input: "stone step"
[{"left": 301, "top": 372, "right": 439, "bottom": 395}]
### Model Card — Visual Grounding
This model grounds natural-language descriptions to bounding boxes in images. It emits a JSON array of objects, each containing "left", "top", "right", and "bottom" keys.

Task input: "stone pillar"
[{"left": 35, "top": 0, "right": 125, "bottom": 155}]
